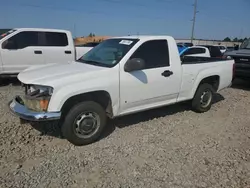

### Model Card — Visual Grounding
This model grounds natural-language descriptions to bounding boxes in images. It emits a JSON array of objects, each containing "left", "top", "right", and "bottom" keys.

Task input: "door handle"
[
  {"left": 65, "top": 50, "right": 72, "bottom": 54},
  {"left": 161, "top": 70, "right": 173, "bottom": 77},
  {"left": 34, "top": 50, "right": 42, "bottom": 54}
]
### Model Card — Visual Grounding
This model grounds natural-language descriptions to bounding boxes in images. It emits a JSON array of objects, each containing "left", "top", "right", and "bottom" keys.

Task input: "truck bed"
[{"left": 178, "top": 55, "right": 234, "bottom": 102}]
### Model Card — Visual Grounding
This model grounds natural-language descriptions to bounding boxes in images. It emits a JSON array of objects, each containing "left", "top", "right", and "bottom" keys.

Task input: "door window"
[
  {"left": 44, "top": 32, "right": 68, "bottom": 46},
  {"left": 130, "top": 40, "right": 170, "bottom": 69},
  {"left": 2, "top": 31, "right": 39, "bottom": 49}
]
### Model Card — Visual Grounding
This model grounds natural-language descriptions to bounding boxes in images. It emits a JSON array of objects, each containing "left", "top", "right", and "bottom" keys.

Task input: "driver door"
[
  {"left": 1, "top": 31, "right": 45, "bottom": 73},
  {"left": 119, "top": 39, "right": 181, "bottom": 115}
]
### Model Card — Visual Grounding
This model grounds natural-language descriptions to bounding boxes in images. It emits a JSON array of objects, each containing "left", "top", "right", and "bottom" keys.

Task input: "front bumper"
[{"left": 8, "top": 96, "right": 61, "bottom": 121}]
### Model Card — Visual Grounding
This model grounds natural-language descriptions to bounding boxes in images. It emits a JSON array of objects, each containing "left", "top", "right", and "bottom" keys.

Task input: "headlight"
[
  {"left": 22, "top": 85, "right": 53, "bottom": 112},
  {"left": 28, "top": 85, "right": 53, "bottom": 96}
]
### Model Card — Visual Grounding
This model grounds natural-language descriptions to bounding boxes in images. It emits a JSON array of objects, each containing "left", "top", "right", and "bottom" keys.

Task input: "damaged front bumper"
[{"left": 8, "top": 96, "right": 61, "bottom": 121}]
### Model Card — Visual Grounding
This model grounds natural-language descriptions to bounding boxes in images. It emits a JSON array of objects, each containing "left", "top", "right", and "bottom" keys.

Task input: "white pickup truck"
[
  {"left": 9, "top": 35, "right": 234, "bottom": 146},
  {"left": 0, "top": 28, "right": 92, "bottom": 80}
]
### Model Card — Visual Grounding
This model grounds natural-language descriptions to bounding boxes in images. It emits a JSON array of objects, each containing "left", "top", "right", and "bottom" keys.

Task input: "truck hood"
[
  {"left": 224, "top": 49, "right": 250, "bottom": 57},
  {"left": 18, "top": 61, "right": 107, "bottom": 87}
]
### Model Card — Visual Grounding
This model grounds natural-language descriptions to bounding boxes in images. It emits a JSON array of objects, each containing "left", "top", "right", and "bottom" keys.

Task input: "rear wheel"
[
  {"left": 61, "top": 101, "right": 107, "bottom": 146},
  {"left": 191, "top": 83, "right": 214, "bottom": 113}
]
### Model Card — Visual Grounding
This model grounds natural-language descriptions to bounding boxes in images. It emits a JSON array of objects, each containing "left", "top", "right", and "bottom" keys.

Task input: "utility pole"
[
  {"left": 239, "top": 28, "right": 243, "bottom": 39},
  {"left": 73, "top": 23, "right": 76, "bottom": 38},
  {"left": 191, "top": 0, "right": 198, "bottom": 43}
]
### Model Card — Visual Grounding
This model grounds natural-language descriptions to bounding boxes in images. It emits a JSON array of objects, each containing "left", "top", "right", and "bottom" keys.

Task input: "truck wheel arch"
[
  {"left": 60, "top": 90, "right": 113, "bottom": 119},
  {"left": 193, "top": 75, "right": 220, "bottom": 97}
]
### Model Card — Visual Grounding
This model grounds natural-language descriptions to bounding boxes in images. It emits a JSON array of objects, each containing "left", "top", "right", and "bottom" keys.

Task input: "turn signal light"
[{"left": 40, "top": 99, "right": 49, "bottom": 111}]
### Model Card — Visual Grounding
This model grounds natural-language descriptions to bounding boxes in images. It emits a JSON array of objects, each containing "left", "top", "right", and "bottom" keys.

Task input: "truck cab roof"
[{"left": 13, "top": 28, "right": 70, "bottom": 33}]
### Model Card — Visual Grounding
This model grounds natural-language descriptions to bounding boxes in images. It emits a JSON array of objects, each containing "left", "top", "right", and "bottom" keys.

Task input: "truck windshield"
[
  {"left": 240, "top": 39, "right": 250, "bottom": 49},
  {"left": 0, "top": 29, "right": 16, "bottom": 40},
  {"left": 77, "top": 38, "right": 139, "bottom": 67}
]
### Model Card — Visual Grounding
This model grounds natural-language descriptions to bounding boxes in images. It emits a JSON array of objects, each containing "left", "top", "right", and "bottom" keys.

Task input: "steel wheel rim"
[
  {"left": 73, "top": 111, "right": 101, "bottom": 139},
  {"left": 200, "top": 90, "right": 212, "bottom": 108}
]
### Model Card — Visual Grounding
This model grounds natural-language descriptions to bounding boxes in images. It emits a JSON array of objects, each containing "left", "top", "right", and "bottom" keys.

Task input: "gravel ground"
[{"left": 0, "top": 79, "right": 250, "bottom": 188}]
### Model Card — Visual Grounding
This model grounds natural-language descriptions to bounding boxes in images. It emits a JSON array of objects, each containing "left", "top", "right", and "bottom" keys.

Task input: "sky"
[{"left": 0, "top": 0, "right": 249, "bottom": 40}]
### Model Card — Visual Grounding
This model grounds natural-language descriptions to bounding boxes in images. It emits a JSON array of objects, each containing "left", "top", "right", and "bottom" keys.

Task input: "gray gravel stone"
[{"left": 0, "top": 79, "right": 250, "bottom": 187}]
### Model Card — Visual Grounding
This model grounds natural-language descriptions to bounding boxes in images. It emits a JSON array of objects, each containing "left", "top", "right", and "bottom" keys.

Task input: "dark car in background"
[
  {"left": 199, "top": 45, "right": 223, "bottom": 58},
  {"left": 226, "top": 46, "right": 235, "bottom": 52},
  {"left": 224, "top": 39, "right": 250, "bottom": 80}
]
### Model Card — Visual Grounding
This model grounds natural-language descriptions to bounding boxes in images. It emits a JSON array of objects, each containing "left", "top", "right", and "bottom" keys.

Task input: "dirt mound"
[{"left": 74, "top": 36, "right": 110, "bottom": 45}]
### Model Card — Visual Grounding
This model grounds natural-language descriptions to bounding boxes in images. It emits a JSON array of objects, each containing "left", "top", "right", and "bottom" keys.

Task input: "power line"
[
  {"left": 98, "top": 0, "right": 182, "bottom": 8},
  {"left": 1, "top": 3, "right": 181, "bottom": 21},
  {"left": 95, "top": 0, "right": 192, "bottom": 13},
  {"left": 3, "top": 0, "right": 199, "bottom": 36},
  {"left": 191, "top": 0, "right": 198, "bottom": 43}
]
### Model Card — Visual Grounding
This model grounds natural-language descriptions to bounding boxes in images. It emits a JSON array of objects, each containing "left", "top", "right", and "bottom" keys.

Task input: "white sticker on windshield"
[{"left": 119, "top": 40, "right": 133, "bottom": 45}]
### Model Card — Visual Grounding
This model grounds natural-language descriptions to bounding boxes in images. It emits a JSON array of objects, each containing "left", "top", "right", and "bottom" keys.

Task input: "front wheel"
[
  {"left": 191, "top": 83, "right": 214, "bottom": 113},
  {"left": 61, "top": 101, "right": 107, "bottom": 146}
]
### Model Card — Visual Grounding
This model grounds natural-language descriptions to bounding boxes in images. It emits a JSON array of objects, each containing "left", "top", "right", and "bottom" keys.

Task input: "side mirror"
[{"left": 124, "top": 58, "right": 145, "bottom": 72}]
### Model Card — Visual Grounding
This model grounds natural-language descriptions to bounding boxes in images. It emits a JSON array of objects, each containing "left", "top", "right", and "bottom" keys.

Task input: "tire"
[
  {"left": 61, "top": 101, "right": 107, "bottom": 146},
  {"left": 191, "top": 83, "right": 214, "bottom": 113}
]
